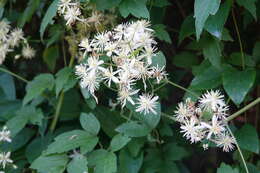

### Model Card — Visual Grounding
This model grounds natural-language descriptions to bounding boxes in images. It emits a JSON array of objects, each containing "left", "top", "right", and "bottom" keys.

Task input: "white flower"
[
  {"left": 0, "top": 126, "right": 11, "bottom": 143},
  {"left": 102, "top": 66, "right": 119, "bottom": 87},
  {"left": 136, "top": 93, "right": 159, "bottom": 115},
  {"left": 199, "top": 90, "right": 226, "bottom": 111},
  {"left": 64, "top": 6, "right": 82, "bottom": 26},
  {"left": 0, "top": 20, "right": 10, "bottom": 41},
  {"left": 22, "top": 45, "right": 35, "bottom": 59},
  {"left": 75, "top": 64, "right": 87, "bottom": 79},
  {"left": 58, "top": 0, "right": 78, "bottom": 14},
  {"left": 0, "top": 44, "right": 12, "bottom": 64},
  {"left": 91, "top": 32, "right": 109, "bottom": 50},
  {"left": 215, "top": 133, "right": 235, "bottom": 152},
  {"left": 0, "top": 152, "right": 13, "bottom": 169},
  {"left": 79, "top": 38, "right": 92, "bottom": 56},
  {"left": 180, "top": 118, "right": 204, "bottom": 143},
  {"left": 8, "top": 28, "right": 24, "bottom": 47},
  {"left": 151, "top": 65, "right": 167, "bottom": 84},
  {"left": 86, "top": 56, "right": 105, "bottom": 72},
  {"left": 174, "top": 102, "right": 191, "bottom": 122},
  {"left": 117, "top": 88, "right": 139, "bottom": 107},
  {"left": 203, "top": 143, "right": 209, "bottom": 150},
  {"left": 201, "top": 115, "right": 225, "bottom": 139}
]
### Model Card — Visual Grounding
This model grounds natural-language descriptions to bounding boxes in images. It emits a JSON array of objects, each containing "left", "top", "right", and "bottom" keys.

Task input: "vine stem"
[
  {"left": 226, "top": 125, "right": 249, "bottom": 173},
  {"left": 226, "top": 97, "right": 260, "bottom": 122},
  {"left": 232, "top": 8, "right": 245, "bottom": 70},
  {"left": 166, "top": 79, "right": 199, "bottom": 98},
  {"left": 49, "top": 55, "right": 75, "bottom": 132},
  {"left": 0, "top": 67, "right": 28, "bottom": 83}
]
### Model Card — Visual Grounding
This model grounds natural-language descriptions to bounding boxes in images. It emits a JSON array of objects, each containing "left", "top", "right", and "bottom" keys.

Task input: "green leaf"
[
  {"left": 205, "top": 0, "right": 232, "bottom": 39},
  {"left": 202, "top": 36, "right": 222, "bottom": 68},
  {"left": 235, "top": 124, "right": 259, "bottom": 153},
  {"left": 152, "top": 0, "right": 170, "bottom": 7},
  {"left": 217, "top": 163, "right": 239, "bottom": 173},
  {"left": 88, "top": 149, "right": 117, "bottom": 173},
  {"left": 0, "top": 72, "right": 16, "bottom": 100},
  {"left": 179, "top": 15, "right": 195, "bottom": 44},
  {"left": 31, "top": 154, "right": 69, "bottom": 173},
  {"left": 80, "top": 113, "right": 100, "bottom": 135},
  {"left": 191, "top": 65, "right": 222, "bottom": 90},
  {"left": 253, "top": 41, "right": 260, "bottom": 64},
  {"left": 119, "top": 149, "right": 143, "bottom": 173},
  {"left": 116, "top": 121, "right": 150, "bottom": 137},
  {"left": 151, "top": 51, "right": 166, "bottom": 68},
  {"left": 153, "top": 24, "right": 172, "bottom": 43},
  {"left": 92, "top": 0, "right": 121, "bottom": 10},
  {"left": 227, "top": 52, "right": 255, "bottom": 67},
  {"left": 194, "top": 0, "right": 221, "bottom": 40},
  {"left": 110, "top": 134, "right": 131, "bottom": 152},
  {"left": 55, "top": 67, "right": 77, "bottom": 96},
  {"left": 18, "top": 0, "right": 40, "bottom": 27},
  {"left": 45, "top": 130, "right": 98, "bottom": 155},
  {"left": 67, "top": 154, "right": 88, "bottom": 173},
  {"left": 119, "top": 0, "right": 149, "bottom": 19},
  {"left": 173, "top": 52, "right": 199, "bottom": 68},
  {"left": 163, "top": 143, "right": 189, "bottom": 161},
  {"left": 236, "top": 0, "right": 257, "bottom": 19},
  {"left": 43, "top": 45, "right": 59, "bottom": 72},
  {"left": 222, "top": 68, "right": 256, "bottom": 105},
  {"left": 23, "top": 74, "right": 54, "bottom": 105},
  {"left": 40, "top": 0, "right": 60, "bottom": 39}
]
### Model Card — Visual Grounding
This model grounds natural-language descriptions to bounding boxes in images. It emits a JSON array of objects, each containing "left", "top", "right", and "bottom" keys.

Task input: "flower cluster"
[
  {"left": 58, "top": 0, "right": 85, "bottom": 26},
  {"left": 75, "top": 20, "right": 167, "bottom": 115},
  {"left": 174, "top": 90, "right": 235, "bottom": 152},
  {"left": 0, "top": 20, "right": 35, "bottom": 64},
  {"left": 0, "top": 126, "right": 16, "bottom": 172}
]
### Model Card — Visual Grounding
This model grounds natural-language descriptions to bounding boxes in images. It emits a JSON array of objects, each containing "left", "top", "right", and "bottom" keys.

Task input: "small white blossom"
[
  {"left": 180, "top": 118, "right": 204, "bottom": 143},
  {"left": 22, "top": 45, "right": 35, "bottom": 59},
  {"left": 201, "top": 115, "right": 225, "bottom": 139},
  {"left": 215, "top": 133, "right": 235, "bottom": 152},
  {"left": 102, "top": 66, "right": 119, "bottom": 87},
  {"left": 79, "top": 38, "right": 92, "bottom": 56},
  {"left": 8, "top": 28, "right": 24, "bottom": 47},
  {"left": 199, "top": 90, "right": 225, "bottom": 111},
  {"left": 118, "top": 88, "right": 139, "bottom": 107},
  {"left": 86, "top": 56, "right": 105, "bottom": 73},
  {"left": 64, "top": 6, "right": 82, "bottom": 26},
  {"left": 58, "top": 0, "right": 78, "bottom": 14},
  {"left": 0, "top": 126, "right": 11, "bottom": 143},
  {"left": 0, "top": 152, "right": 13, "bottom": 169},
  {"left": 136, "top": 93, "right": 159, "bottom": 115}
]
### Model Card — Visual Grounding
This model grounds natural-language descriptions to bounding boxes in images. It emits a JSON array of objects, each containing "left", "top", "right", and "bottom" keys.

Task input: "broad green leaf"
[
  {"left": 45, "top": 130, "right": 98, "bottom": 155},
  {"left": 94, "top": 106, "right": 124, "bottom": 137},
  {"left": 18, "top": 0, "right": 40, "bottom": 27},
  {"left": 6, "top": 106, "right": 32, "bottom": 137},
  {"left": 25, "top": 134, "right": 53, "bottom": 163},
  {"left": 92, "top": 0, "right": 121, "bottom": 10},
  {"left": 173, "top": 52, "right": 199, "bottom": 68},
  {"left": 46, "top": 24, "right": 64, "bottom": 47},
  {"left": 116, "top": 121, "right": 150, "bottom": 137},
  {"left": 80, "top": 87, "right": 90, "bottom": 99},
  {"left": 222, "top": 68, "right": 256, "bottom": 105},
  {"left": 236, "top": 0, "right": 257, "bottom": 19},
  {"left": 43, "top": 45, "right": 59, "bottom": 72},
  {"left": 127, "top": 138, "right": 145, "bottom": 157},
  {"left": 235, "top": 124, "right": 259, "bottom": 153},
  {"left": 23, "top": 74, "right": 54, "bottom": 105},
  {"left": 217, "top": 163, "right": 239, "bottom": 173},
  {"left": 203, "top": 36, "right": 222, "bottom": 68},
  {"left": 110, "top": 134, "right": 131, "bottom": 152},
  {"left": 191, "top": 65, "right": 222, "bottom": 90},
  {"left": 40, "top": 0, "right": 60, "bottom": 39},
  {"left": 0, "top": 72, "right": 16, "bottom": 100},
  {"left": 67, "top": 154, "right": 88, "bottom": 173},
  {"left": 153, "top": 24, "right": 172, "bottom": 43},
  {"left": 88, "top": 149, "right": 117, "bottom": 173},
  {"left": 163, "top": 143, "right": 189, "bottom": 161},
  {"left": 119, "top": 149, "right": 143, "bottom": 173},
  {"left": 205, "top": 0, "right": 232, "bottom": 39},
  {"left": 55, "top": 67, "right": 77, "bottom": 96},
  {"left": 152, "top": 0, "right": 170, "bottom": 7},
  {"left": 31, "top": 154, "right": 69, "bottom": 173},
  {"left": 1, "top": 128, "right": 34, "bottom": 152},
  {"left": 227, "top": 52, "right": 255, "bottom": 67},
  {"left": 119, "top": 0, "right": 149, "bottom": 19},
  {"left": 179, "top": 15, "right": 195, "bottom": 44},
  {"left": 80, "top": 112, "right": 100, "bottom": 135},
  {"left": 0, "top": 100, "right": 21, "bottom": 120},
  {"left": 151, "top": 51, "right": 166, "bottom": 68},
  {"left": 194, "top": 0, "right": 221, "bottom": 40}
]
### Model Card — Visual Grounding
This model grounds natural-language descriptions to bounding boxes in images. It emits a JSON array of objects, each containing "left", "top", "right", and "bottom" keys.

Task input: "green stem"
[
  {"left": 0, "top": 67, "right": 28, "bottom": 83},
  {"left": 166, "top": 79, "right": 198, "bottom": 98},
  {"left": 226, "top": 125, "right": 249, "bottom": 173},
  {"left": 50, "top": 92, "right": 65, "bottom": 132},
  {"left": 232, "top": 8, "right": 245, "bottom": 70},
  {"left": 49, "top": 55, "right": 75, "bottom": 132},
  {"left": 226, "top": 97, "right": 260, "bottom": 122},
  {"left": 161, "top": 112, "right": 177, "bottom": 122}
]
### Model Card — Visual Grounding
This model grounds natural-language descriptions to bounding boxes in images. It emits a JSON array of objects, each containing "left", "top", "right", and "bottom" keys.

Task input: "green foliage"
[
  {"left": 217, "top": 163, "right": 239, "bottom": 173},
  {"left": 119, "top": 0, "right": 149, "bottom": 19},
  {"left": 79, "top": 112, "right": 100, "bottom": 135}
]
